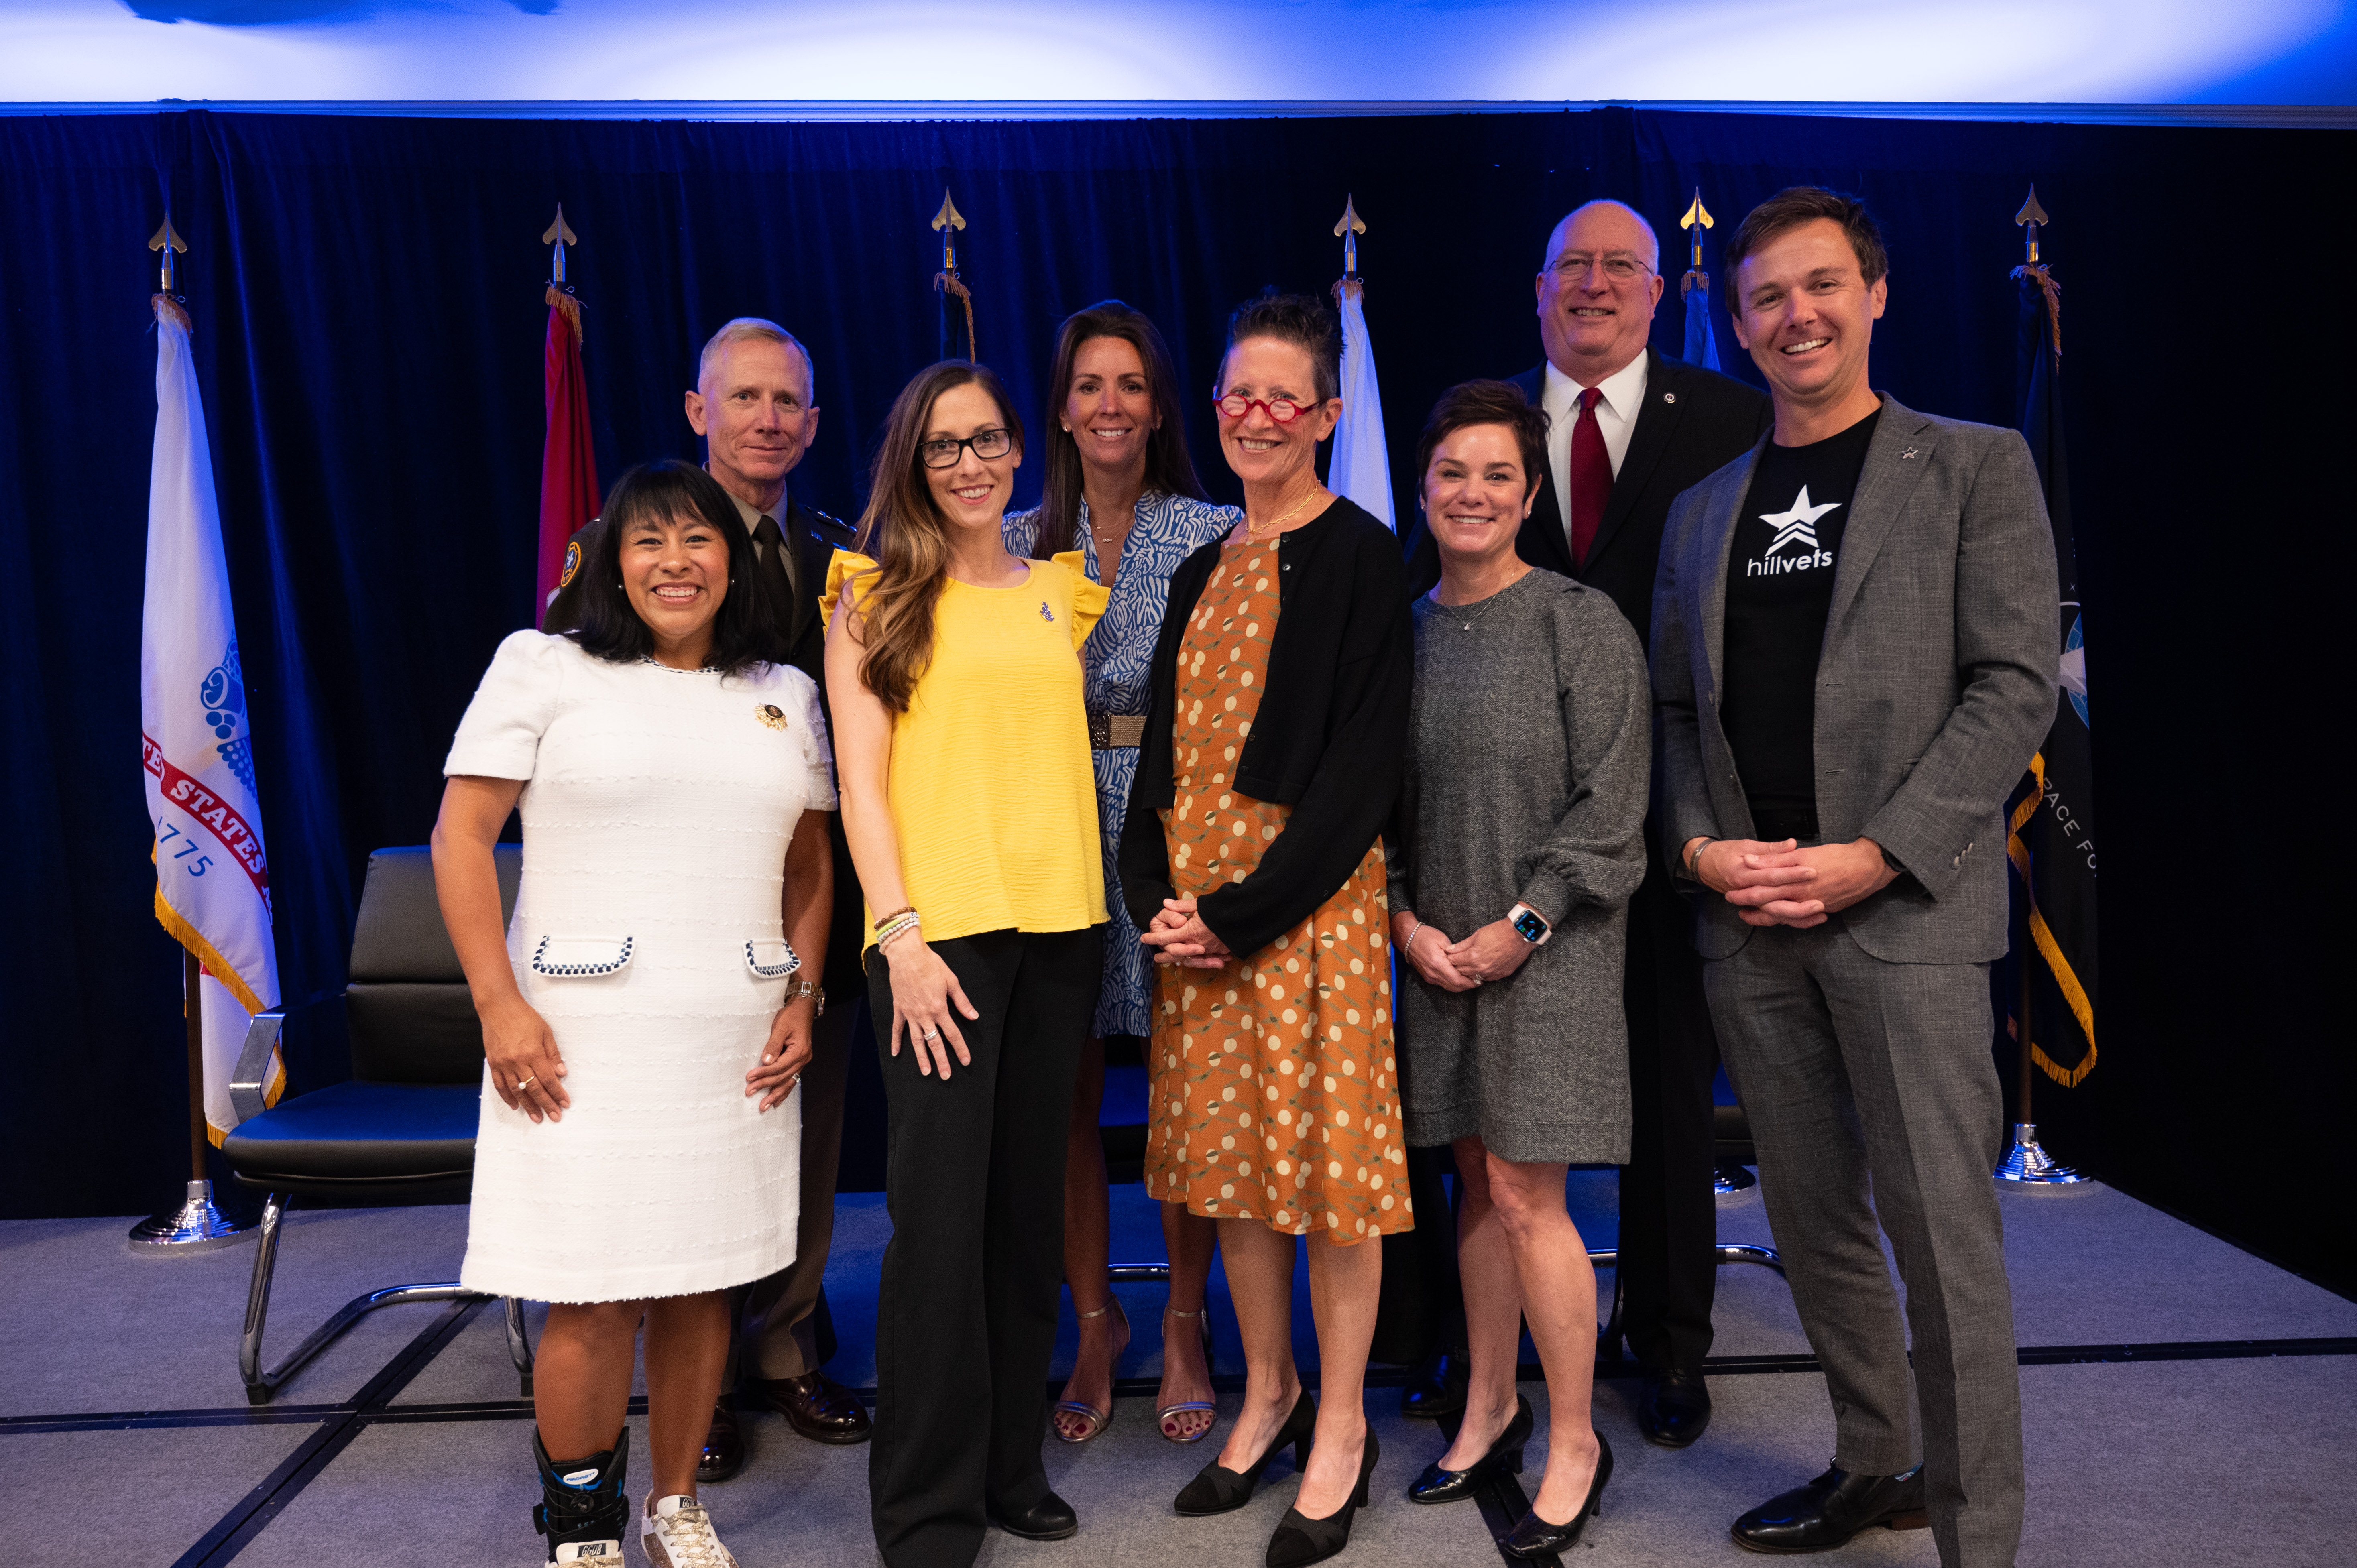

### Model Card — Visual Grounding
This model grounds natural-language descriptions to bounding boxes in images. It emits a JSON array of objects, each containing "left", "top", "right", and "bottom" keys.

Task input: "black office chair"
[
  {"left": 1709, "top": 1080, "right": 1784, "bottom": 1277},
  {"left": 222, "top": 845, "right": 536, "bottom": 1405}
]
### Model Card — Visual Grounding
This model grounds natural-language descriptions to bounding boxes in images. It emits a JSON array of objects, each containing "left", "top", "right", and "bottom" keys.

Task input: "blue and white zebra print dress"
[{"left": 1006, "top": 491, "right": 1240, "bottom": 1037}]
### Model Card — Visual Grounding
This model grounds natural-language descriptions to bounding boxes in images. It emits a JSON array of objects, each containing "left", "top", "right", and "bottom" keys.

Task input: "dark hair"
[
  {"left": 1722, "top": 187, "right": 1889, "bottom": 313},
  {"left": 1032, "top": 300, "right": 1210, "bottom": 557},
  {"left": 1413, "top": 380, "right": 1551, "bottom": 503},
  {"left": 1220, "top": 289, "right": 1341, "bottom": 403},
  {"left": 847, "top": 361, "right": 1025, "bottom": 713},
  {"left": 567, "top": 459, "right": 785, "bottom": 677}
]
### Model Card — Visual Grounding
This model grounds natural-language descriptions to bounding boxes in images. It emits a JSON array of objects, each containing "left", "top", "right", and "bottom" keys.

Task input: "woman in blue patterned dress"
[{"left": 1005, "top": 300, "right": 1239, "bottom": 1448}]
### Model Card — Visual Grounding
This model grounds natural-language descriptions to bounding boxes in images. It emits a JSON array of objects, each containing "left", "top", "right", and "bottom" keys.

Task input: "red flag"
[{"left": 536, "top": 287, "right": 598, "bottom": 619}]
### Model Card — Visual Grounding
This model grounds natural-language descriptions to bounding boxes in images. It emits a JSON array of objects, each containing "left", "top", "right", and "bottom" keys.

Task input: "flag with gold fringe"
[
  {"left": 142, "top": 291, "right": 284, "bottom": 1141},
  {"left": 2006, "top": 192, "right": 2099, "bottom": 1087},
  {"left": 538, "top": 205, "right": 598, "bottom": 616}
]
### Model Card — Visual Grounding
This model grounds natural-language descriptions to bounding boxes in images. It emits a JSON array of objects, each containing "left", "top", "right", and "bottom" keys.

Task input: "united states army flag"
[{"left": 142, "top": 295, "right": 283, "bottom": 1141}]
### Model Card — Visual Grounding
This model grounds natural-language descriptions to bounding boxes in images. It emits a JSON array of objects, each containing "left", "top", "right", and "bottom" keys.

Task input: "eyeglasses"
[
  {"left": 919, "top": 428, "right": 1014, "bottom": 468},
  {"left": 1213, "top": 393, "right": 1313, "bottom": 423},
  {"left": 1548, "top": 254, "right": 1654, "bottom": 284}
]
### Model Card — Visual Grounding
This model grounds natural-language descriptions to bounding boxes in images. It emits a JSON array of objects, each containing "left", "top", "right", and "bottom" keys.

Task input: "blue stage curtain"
[{"left": 1, "top": 108, "right": 2345, "bottom": 1295}]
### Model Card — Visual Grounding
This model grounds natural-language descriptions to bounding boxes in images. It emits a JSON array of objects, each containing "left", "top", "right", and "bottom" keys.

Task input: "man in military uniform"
[{"left": 546, "top": 317, "right": 870, "bottom": 1472}]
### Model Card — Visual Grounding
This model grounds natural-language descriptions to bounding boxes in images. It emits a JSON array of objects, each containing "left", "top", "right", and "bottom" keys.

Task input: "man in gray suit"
[{"left": 1651, "top": 188, "right": 2055, "bottom": 1566}]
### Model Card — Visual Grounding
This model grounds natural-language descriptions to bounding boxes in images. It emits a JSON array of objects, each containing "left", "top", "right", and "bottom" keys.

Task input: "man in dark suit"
[
  {"left": 1400, "top": 200, "right": 1768, "bottom": 1448},
  {"left": 1655, "top": 189, "right": 2052, "bottom": 1564},
  {"left": 546, "top": 318, "right": 869, "bottom": 1474}
]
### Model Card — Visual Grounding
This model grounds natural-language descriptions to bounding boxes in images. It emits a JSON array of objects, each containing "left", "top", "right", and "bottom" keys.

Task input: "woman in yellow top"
[{"left": 822, "top": 360, "right": 1109, "bottom": 1568}]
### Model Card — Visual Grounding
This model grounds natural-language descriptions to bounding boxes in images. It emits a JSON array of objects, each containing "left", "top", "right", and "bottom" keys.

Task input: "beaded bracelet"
[
  {"left": 872, "top": 905, "right": 917, "bottom": 931},
  {"left": 875, "top": 912, "right": 922, "bottom": 950}
]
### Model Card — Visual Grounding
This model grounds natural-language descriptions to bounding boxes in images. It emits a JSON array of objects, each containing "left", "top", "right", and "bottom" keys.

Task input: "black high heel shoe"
[
  {"left": 1265, "top": 1428, "right": 1380, "bottom": 1568},
  {"left": 1407, "top": 1393, "right": 1533, "bottom": 1504},
  {"left": 1501, "top": 1431, "right": 1613, "bottom": 1560},
  {"left": 1175, "top": 1388, "right": 1316, "bottom": 1517}
]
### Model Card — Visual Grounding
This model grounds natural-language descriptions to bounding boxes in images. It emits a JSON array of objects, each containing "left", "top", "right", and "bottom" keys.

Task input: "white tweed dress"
[{"left": 444, "top": 631, "right": 835, "bottom": 1303}]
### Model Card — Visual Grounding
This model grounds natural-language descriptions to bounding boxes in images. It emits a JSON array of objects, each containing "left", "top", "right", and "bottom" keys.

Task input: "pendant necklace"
[{"left": 1439, "top": 573, "right": 1522, "bottom": 632}]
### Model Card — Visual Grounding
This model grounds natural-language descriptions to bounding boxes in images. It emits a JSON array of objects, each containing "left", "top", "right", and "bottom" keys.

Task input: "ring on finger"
[
  {"left": 516, "top": 1074, "right": 537, "bottom": 1090},
  {"left": 922, "top": 1025, "right": 942, "bottom": 1040}
]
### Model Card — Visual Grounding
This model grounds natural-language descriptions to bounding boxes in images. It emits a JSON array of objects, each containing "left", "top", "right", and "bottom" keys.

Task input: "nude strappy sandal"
[{"left": 1157, "top": 1305, "right": 1220, "bottom": 1444}]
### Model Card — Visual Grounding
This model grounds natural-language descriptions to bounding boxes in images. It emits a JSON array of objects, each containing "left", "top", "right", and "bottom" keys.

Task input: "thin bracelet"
[
  {"left": 871, "top": 905, "right": 917, "bottom": 931},
  {"left": 876, "top": 915, "right": 922, "bottom": 951},
  {"left": 1685, "top": 838, "right": 1717, "bottom": 880},
  {"left": 1404, "top": 922, "right": 1431, "bottom": 953}
]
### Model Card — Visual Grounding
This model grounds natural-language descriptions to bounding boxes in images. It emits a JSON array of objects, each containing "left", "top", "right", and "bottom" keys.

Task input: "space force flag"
[
  {"left": 142, "top": 295, "right": 283, "bottom": 1140},
  {"left": 2007, "top": 235, "right": 2099, "bottom": 1088}
]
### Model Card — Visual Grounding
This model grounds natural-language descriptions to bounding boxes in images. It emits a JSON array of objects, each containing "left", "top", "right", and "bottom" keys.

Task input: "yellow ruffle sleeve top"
[{"left": 824, "top": 549, "right": 1111, "bottom": 949}]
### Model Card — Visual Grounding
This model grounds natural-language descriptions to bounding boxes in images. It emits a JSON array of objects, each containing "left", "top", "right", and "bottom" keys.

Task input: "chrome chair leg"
[
  {"left": 236, "top": 1191, "right": 488, "bottom": 1405},
  {"left": 504, "top": 1296, "right": 536, "bottom": 1396},
  {"left": 1714, "top": 1242, "right": 1785, "bottom": 1277}
]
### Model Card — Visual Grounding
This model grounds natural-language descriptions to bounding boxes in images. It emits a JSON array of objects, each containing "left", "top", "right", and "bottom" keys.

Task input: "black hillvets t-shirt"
[{"left": 1720, "top": 408, "right": 1881, "bottom": 827}]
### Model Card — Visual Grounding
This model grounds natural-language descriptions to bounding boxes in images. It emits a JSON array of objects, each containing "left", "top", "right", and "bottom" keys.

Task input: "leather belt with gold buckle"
[{"left": 1088, "top": 712, "right": 1146, "bottom": 750}]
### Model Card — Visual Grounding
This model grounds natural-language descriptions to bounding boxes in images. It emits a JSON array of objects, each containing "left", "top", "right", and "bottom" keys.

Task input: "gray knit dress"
[{"left": 1385, "top": 569, "right": 1651, "bottom": 1164}]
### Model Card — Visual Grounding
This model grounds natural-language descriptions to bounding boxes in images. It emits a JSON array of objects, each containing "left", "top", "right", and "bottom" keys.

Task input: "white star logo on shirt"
[{"left": 1758, "top": 486, "right": 1842, "bottom": 557}]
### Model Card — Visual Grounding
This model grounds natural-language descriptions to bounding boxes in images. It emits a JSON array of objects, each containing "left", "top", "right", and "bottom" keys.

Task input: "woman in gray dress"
[{"left": 1383, "top": 380, "right": 1650, "bottom": 1559}]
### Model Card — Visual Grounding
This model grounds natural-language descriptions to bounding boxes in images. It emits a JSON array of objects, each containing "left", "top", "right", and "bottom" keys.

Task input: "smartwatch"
[{"left": 1507, "top": 902, "right": 1552, "bottom": 946}]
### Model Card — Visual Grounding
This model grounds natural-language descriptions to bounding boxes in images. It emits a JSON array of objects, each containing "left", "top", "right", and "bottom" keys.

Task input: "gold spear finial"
[
  {"left": 542, "top": 204, "right": 579, "bottom": 286},
  {"left": 2015, "top": 185, "right": 2050, "bottom": 266},
  {"left": 1333, "top": 195, "right": 1365, "bottom": 277},
  {"left": 149, "top": 213, "right": 187, "bottom": 293},
  {"left": 1679, "top": 188, "right": 1714, "bottom": 272},
  {"left": 932, "top": 188, "right": 966, "bottom": 270}
]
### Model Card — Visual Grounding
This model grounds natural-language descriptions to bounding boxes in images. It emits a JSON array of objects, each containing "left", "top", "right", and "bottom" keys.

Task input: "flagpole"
[
  {"left": 931, "top": 187, "right": 974, "bottom": 362},
  {"left": 131, "top": 214, "right": 251, "bottom": 1253},
  {"left": 1995, "top": 184, "right": 2083, "bottom": 1187}
]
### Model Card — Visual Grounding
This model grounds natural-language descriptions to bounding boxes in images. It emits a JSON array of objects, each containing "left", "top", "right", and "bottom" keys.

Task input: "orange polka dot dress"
[{"left": 1143, "top": 536, "right": 1412, "bottom": 1244}]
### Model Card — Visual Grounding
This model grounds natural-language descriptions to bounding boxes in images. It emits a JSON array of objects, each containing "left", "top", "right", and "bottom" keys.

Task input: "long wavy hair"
[
  {"left": 568, "top": 460, "right": 783, "bottom": 677},
  {"left": 847, "top": 361, "right": 1026, "bottom": 713},
  {"left": 1032, "top": 300, "right": 1209, "bottom": 557}
]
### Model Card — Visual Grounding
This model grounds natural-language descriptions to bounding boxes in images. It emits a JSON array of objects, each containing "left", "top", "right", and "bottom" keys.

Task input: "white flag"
[
  {"left": 142, "top": 297, "right": 282, "bottom": 1140},
  {"left": 1329, "top": 281, "right": 1394, "bottom": 530}
]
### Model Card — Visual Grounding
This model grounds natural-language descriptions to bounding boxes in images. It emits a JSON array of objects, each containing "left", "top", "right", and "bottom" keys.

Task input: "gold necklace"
[{"left": 1244, "top": 488, "right": 1317, "bottom": 542}]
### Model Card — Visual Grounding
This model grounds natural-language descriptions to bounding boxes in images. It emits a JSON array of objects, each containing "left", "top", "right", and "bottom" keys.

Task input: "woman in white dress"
[{"left": 433, "top": 459, "right": 836, "bottom": 1568}]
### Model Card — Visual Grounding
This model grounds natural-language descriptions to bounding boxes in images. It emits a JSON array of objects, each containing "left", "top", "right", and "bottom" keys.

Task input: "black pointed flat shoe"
[
  {"left": 1176, "top": 1388, "right": 1317, "bottom": 1517},
  {"left": 1266, "top": 1428, "right": 1379, "bottom": 1568},
  {"left": 1407, "top": 1394, "right": 1533, "bottom": 1504},
  {"left": 1501, "top": 1431, "right": 1612, "bottom": 1560}
]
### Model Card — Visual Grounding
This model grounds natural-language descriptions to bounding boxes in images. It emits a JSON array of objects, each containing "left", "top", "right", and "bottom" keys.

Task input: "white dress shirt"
[{"left": 1541, "top": 352, "right": 1650, "bottom": 550}]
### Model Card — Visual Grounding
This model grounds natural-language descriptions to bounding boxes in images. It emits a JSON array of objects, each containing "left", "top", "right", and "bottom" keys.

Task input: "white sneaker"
[
  {"left": 640, "top": 1495, "right": 737, "bottom": 1568},
  {"left": 553, "top": 1544, "right": 625, "bottom": 1564}
]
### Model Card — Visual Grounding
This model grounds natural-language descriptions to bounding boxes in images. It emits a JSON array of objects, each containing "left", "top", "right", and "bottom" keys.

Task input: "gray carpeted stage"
[{"left": 8, "top": 1173, "right": 2351, "bottom": 1566}]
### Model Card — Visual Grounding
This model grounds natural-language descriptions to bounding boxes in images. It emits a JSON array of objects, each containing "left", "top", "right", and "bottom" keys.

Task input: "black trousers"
[
  {"left": 864, "top": 926, "right": 1100, "bottom": 1568},
  {"left": 1617, "top": 850, "right": 1723, "bottom": 1373}
]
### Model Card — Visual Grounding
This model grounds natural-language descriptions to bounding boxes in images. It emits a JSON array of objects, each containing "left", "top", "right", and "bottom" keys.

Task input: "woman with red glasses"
[{"left": 1119, "top": 290, "right": 1413, "bottom": 1568}]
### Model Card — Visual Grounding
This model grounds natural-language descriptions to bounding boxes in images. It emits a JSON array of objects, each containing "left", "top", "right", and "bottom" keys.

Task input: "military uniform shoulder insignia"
[
  {"left": 559, "top": 539, "right": 582, "bottom": 588},
  {"left": 802, "top": 505, "right": 854, "bottom": 539}
]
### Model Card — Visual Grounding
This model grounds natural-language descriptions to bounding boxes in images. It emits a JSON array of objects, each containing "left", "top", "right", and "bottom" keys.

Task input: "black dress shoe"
[
  {"left": 1730, "top": 1463, "right": 1929, "bottom": 1554},
  {"left": 1501, "top": 1431, "right": 1612, "bottom": 1560},
  {"left": 1399, "top": 1348, "right": 1468, "bottom": 1421},
  {"left": 1265, "top": 1428, "right": 1378, "bottom": 1568},
  {"left": 989, "top": 1490, "right": 1079, "bottom": 1541},
  {"left": 1177, "top": 1388, "right": 1317, "bottom": 1516},
  {"left": 696, "top": 1399, "right": 745, "bottom": 1484},
  {"left": 1637, "top": 1368, "right": 1713, "bottom": 1448},
  {"left": 1407, "top": 1394, "right": 1532, "bottom": 1504},
  {"left": 742, "top": 1370, "right": 873, "bottom": 1445}
]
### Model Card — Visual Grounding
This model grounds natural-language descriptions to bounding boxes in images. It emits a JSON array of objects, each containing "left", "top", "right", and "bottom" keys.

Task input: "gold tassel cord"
[
  {"left": 546, "top": 284, "right": 585, "bottom": 343},
  {"left": 153, "top": 294, "right": 192, "bottom": 334},
  {"left": 934, "top": 270, "right": 976, "bottom": 362},
  {"left": 2005, "top": 751, "right": 2098, "bottom": 1086},
  {"left": 2012, "top": 264, "right": 2061, "bottom": 366}
]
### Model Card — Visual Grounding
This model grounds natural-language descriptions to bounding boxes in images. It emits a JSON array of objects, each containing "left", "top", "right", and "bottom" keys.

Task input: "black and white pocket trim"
[
  {"left": 530, "top": 936, "right": 635, "bottom": 978},
  {"left": 744, "top": 940, "right": 802, "bottom": 979}
]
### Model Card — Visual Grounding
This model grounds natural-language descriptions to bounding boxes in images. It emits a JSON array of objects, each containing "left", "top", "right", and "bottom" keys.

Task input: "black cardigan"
[{"left": 1118, "top": 496, "right": 1413, "bottom": 958}]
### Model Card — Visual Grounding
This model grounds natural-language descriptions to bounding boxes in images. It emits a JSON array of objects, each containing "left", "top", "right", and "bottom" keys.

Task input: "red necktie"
[{"left": 1567, "top": 385, "right": 1611, "bottom": 570}]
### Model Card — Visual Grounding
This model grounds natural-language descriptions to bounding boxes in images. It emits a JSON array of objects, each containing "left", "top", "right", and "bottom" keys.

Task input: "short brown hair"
[
  {"left": 1723, "top": 187, "right": 1888, "bottom": 311},
  {"left": 1413, "top": 380, "right": 1550, "bottom": 502},
  {"left": 1221, "top": 289, "right": 1341, "bottom": 403}
]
